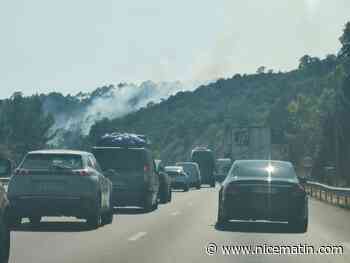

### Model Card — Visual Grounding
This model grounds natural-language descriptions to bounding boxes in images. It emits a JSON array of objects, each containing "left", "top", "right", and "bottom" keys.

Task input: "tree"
[
  {"left": 256, "top": 66, "right": 266, "bottom": 74},
  {"left": 0, "top": 93, "right": 56, "bottom": 157},
  {"left": 339, "top": 22, "right": 350, "bottom": 58}
]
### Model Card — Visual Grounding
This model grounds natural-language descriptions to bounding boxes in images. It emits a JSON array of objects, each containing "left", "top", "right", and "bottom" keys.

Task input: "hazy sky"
[{"left": 1, "top": 0, "right": 349, "bottom": 98}]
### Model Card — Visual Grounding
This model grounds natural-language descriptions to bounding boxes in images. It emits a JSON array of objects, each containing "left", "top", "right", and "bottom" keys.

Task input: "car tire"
[
  {"left": 152, "top": 198, "right": 159, "bottom": 210},
  {"left": 0, "top": 217, "right": 10, "bottom": 263},
  {"left": 143, "top": 194, "right": 154, "bottom": 213},
  {"left": 29, "top": 216, "right": 41, "bottom": 225},
  {"left": 289, "top": 218, "right": 308, "bottom": 233},
  {"left": 217, "top": 200, "right": 228, "bottom": 227},
  {"left": 167, "top": 189, "right": 172, "bottom": 202},
  {"left": 7, "top": 215, "right": 21, "bottom": 228},
  {"left": 87, "top": 195, "right": 101, "bottom": 229},
  {"left": 159, "top": 190, "right": 168, "bottom": 204},
  {"left": 101, "top": 210, "right": 113, "bottom": 225},
  {"left": 87, "top": 213, "right": 101, "bottom": 229}
]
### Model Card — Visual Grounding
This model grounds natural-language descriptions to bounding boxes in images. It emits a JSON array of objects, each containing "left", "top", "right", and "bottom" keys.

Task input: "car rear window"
[
  {"left": 21, "top": 154, "right": 83, "bottom": 170},
  {"left": 167, "top": 171, "right": 181, "bottom": 177},
  {"left": 232, "top": 161, "right": 296, "bottom": 179},
  {"left": 93, "top": 148, "right": 146, "bottom": 171},
  {"left": 177, "top": 163, "right": 196, "bottom": 176}
]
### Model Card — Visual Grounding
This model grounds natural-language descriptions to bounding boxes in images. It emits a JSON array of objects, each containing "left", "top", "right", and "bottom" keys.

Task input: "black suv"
[{"left": 93, "top": 146, "right": 160, "bottom": 212}]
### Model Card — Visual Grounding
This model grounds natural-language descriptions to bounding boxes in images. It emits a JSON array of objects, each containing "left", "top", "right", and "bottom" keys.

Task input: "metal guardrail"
[{"left": 305, "top": 181, "right": 350, "bottom": 208}]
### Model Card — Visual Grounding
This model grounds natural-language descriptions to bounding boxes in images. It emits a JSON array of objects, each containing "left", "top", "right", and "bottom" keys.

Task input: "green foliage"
[{"left": 0, "top": 93, "right": 55, "bottom": 160}]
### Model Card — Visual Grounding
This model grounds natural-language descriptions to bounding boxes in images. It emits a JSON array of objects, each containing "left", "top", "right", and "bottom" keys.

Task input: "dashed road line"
[
  {"left": 171, "top": 211, "right": 181, "bottom": 216},
  {"left": 128, "top": 232, "right": 147, "bottom": 241}
]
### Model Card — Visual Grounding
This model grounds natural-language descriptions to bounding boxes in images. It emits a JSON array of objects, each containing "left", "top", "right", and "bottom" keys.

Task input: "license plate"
[
  {"left": 253, "top": 186, "right": 279, "bottom": 194},
  {"left": 113, "top": 181, "right": 127, "bottom": 189},
  {"left": 38, "top": 183, "right": 64, "bottom": 192}
]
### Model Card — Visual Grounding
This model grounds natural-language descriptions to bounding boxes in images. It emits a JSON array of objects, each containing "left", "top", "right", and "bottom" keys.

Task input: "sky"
[{"left": 0, "top": 0, "right": 349, "bottom": 98}]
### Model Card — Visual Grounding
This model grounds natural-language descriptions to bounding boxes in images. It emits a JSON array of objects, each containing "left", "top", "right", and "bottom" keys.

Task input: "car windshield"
[
  {"left": 93, "top": 148, "right": 146, "bottom": 171},
  {"left": 21, "top": 154, "right": 83, "bottom": 170}
]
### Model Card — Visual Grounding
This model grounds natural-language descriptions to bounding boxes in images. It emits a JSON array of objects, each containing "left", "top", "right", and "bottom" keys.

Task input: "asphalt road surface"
[{"left": 9, "top": 186, "right": 350, "bottom": 263}]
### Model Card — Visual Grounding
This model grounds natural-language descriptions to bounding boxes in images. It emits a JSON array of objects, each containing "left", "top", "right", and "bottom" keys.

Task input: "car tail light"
[
  {"left": 14, "top": 169, "right": 29, "bottom": 176},
  {"left": 224, "top": 183, "right": 239, "bottom": 195},
  {"left": 74, "top": 169, "right": 92, "bottom": 176}
]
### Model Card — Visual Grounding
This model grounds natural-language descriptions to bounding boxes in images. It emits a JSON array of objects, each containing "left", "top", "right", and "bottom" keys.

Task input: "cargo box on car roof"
[{"left": 96, "top": 132, "right": 151, "bottom": 148}]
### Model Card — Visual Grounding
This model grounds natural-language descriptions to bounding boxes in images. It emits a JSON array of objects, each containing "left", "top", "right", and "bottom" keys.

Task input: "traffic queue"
[{"left": 0, "top": 132, "right": 308, "bottom": 263}]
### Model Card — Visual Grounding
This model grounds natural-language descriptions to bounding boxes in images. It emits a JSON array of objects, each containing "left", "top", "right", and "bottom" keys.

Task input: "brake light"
[
  {"left": 14, "top": 169, "right": 29, "bottom": 176},
  {"left": 74, "top": 169, "right": 91, "bottom": 176}
]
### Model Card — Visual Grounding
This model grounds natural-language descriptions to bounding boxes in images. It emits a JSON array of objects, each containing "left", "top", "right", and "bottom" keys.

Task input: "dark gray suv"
[
  {"left": 7, "top": 150, "right": 113, "bottom": 229},
  {"left": 93, "top": 146, "right": 160, "bottom": 212}
]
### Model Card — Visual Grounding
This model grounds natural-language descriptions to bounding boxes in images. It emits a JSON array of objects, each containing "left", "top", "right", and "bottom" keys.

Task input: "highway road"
[{"left": 9, "top": 186, "right": 350, "bottom": 263}]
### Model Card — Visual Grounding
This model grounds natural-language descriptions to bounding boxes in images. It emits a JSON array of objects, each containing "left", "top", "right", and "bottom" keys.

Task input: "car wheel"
[
  {"left": 152, "top": 198, "right": 159, "bottom": 210},
  {"left": 167, "top": 189, "right": 172, "bottom": 202},
  {"left": 87, "top": 195, "right": 101, "bottom": 229},
  {"left": 7, "top": 215, "right": 21, "bottom": 228},
  {"left": 101, "top": 210, "right": 113, "bottom": 225},
  {"left": 159, "top": 189, "right": 168, "bottom": 204},
  {"left": 29, "top": 216, "right": 41, "bottom": 225},
  {"left": 0, "top": 217, "right": 10, "bottom": 263},
  {"left": 143, "top": 195, "right": 154, "bottom": 213},
  {"left": 87, "top": 213, "right": 101, "bottom": 229},
  {"left": 217, "top": 200, "right": 228, "bottom": 226},
  {"left": 289, "top": 218, "right": 308, "bottom": 233}
]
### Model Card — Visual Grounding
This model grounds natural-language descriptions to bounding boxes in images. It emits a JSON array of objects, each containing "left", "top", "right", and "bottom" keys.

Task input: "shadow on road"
[
  {"left": 215, "top": 221, "right": 302, "bottom": 234},
  {"left": 114, "top": 207, "right": 148, "bottom": 215},
  {"left": 12, "top": 221, "right": 93, "bottom": 232}
]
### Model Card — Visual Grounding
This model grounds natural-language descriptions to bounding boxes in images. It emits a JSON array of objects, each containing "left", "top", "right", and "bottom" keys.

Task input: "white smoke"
[{"left": 49, "top": 80, "right": 209, "bottom": 139}]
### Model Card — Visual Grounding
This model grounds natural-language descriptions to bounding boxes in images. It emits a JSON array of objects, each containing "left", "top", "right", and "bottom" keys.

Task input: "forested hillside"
[
  {"left": 1, "top": 22, "right": 349, "bottom": 186},
  {"left": 89, "top": 22, "right": 350, "bottom": 186}
]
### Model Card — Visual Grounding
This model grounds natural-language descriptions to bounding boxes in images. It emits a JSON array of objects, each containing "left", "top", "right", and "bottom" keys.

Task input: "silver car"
[
  {"left": 175, "top": 162, "right": 201, "bottom": 189},
  {"left": 165, "top": 166, "right": 190, "bottom": 192},
  {"left": 7, "top": 150, "right": 113, "bottom": 229}
]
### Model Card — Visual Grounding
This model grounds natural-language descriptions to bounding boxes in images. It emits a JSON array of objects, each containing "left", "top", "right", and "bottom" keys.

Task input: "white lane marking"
[
  {"left": 171, "top": 211, "right": 181, "bottom": 216},
  {"left": 128, "top": 232, "right": 147, "bottom": 241}
]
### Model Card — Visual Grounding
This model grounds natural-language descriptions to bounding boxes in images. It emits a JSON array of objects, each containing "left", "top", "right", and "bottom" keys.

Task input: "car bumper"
[
  {"left": 222, "top": 195, "right": 308, "bottom": 221},
  {"left": 9, "top": 195, "right": 98, "bottom": 217},
  {"left": 171, "top": 182, "right": 187, "bottom": 189},
  {"left": 112, "top": 188, "right": 152, "bottom": 206}
]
